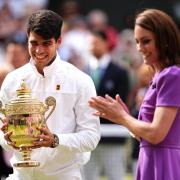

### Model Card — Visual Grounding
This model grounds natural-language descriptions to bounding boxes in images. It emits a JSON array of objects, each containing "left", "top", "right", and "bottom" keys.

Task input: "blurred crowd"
[{"left": 0, "top": 0, "right": 157, "bottom": 180}]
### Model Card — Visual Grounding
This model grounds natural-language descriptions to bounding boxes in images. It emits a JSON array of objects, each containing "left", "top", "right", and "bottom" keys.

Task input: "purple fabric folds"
[{"left": 137, "top": 65, "right": 180, "bottom": 180}]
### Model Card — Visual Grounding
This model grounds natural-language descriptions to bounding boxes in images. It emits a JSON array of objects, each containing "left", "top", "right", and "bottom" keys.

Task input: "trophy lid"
[
  {"left": 5, "top": 80, "right": 47, "bottom": 115},
  {"left": 16, "top": 79, "right": 31, "bottom": 98}
]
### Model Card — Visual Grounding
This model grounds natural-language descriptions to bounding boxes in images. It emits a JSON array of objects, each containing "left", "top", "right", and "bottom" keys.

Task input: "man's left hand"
[{"left": 33, "top": 125, "right": 54, "bottom": 148}]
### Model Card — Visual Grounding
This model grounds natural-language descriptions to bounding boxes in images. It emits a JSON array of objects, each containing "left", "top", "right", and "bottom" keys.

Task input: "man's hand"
[
  {"left": 1, "top": 119, "right": 19, "bottom": 149},
  {"left": 33, "top": 125, "right": 54, "bottom": 148},
  {"left": 1, "top": 119, "right": 55, "bottom": 149}
]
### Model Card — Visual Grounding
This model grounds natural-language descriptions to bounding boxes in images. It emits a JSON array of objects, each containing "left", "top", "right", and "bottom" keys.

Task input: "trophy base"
[{"left": 13, "top": 160, "right": 40, "bottom": 168}]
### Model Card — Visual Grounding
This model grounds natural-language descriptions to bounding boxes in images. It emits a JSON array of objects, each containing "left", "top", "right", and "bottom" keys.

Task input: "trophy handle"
[
  {"left": 44, "top": 96, "right": 56, "bottom": 121},
  {"left": 0, "top": 100, "right": 6, "bottom": 123}
]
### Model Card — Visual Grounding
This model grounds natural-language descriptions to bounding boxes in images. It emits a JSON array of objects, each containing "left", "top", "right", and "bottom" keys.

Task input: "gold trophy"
[{"left": 0, "top": 80, "right": 56, "bottom": 167}]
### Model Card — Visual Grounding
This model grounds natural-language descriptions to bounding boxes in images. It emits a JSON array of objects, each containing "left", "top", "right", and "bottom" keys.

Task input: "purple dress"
[{"left": 136, "top": 65, "right": 180, "bottom": 180}]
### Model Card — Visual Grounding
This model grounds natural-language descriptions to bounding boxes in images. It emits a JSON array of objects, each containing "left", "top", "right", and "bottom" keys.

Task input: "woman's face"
[{"left": 134, "top": 25, "right": 159, "bottom": 69}]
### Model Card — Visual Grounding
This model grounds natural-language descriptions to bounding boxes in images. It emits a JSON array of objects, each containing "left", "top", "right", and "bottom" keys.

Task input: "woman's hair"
[
  {"left": 135, "top": 9, "right": 180, "bottom": 67},
  {"left": 27, "top": 10, "right": 63, "bottom": 41}
]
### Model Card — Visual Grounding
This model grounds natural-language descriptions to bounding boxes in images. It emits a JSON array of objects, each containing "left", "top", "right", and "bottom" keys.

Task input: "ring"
[{"left": 100, "top": 112, "right": 105, "bottom": 116}]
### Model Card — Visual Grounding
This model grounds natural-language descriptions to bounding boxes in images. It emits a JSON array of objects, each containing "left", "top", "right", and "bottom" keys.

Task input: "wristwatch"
[{"left": 51, "top": 134, "right": 59, "bottom": 148}]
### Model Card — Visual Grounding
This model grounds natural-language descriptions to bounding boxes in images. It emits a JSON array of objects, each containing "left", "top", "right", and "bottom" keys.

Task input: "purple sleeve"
[{"left": 156, "top": 67, "right": 180, "bottom": 107}]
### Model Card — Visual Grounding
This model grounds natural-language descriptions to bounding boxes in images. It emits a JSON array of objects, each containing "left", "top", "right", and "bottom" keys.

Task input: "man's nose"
[{"left": 35, "top": 45, "right": 44, "bottom": 53}]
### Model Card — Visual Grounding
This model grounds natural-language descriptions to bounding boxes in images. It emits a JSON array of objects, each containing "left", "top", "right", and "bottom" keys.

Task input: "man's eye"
[
  {"left": 30, "top": 42, "right": 37, "bottom": 46},
  {"left": 43, "top": 42, "right": 51, "bottom": 46}
]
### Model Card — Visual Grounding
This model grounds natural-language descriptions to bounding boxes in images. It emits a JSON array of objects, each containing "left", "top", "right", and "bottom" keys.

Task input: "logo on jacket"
[{"left": 56, "top": 84, "right": 61, "bottom": 90}]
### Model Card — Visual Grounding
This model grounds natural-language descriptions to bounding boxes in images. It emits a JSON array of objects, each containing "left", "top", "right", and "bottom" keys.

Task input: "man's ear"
[{"left": 57, "top": 37, "right": 62, "bottom": 47}]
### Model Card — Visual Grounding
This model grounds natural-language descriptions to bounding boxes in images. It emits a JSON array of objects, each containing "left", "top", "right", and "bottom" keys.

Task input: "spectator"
[
  {"left": 87, "top": 9, "right": 119, "bottom": 51},
  {"left": 84, "top": 30, "right": 129, "bottom": 180}
]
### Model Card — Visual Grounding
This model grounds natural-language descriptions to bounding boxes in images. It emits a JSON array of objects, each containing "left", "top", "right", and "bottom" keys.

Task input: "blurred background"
[
  {"left": 49, "top": 0, "right": 180, "bottom": 30},
  {"left": 0, "top": 0, "right": 179, "bottom": 180}
]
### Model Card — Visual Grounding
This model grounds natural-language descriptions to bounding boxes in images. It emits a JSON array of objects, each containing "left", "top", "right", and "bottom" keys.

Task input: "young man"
[{"left": 0, "top": 10, "right": 100, "bottom": 180}]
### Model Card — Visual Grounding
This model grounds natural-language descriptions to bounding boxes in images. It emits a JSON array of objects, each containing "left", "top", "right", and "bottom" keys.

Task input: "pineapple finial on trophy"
[{"left": 16, "top": 79, "right": 31, "bottom": 98}]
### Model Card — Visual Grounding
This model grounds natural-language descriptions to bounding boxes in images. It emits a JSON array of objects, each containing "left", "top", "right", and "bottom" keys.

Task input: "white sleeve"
[{"left": 57, "top": 75, "right": 101, "bottom": 152}]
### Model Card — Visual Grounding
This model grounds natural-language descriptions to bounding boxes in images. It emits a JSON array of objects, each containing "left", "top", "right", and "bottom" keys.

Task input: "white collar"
[
  {"left": 29, "top": 53, "right": 64, "bottom": 77},
  {"left": 98, "top": 54, "right": 111, "bottom": 69}
]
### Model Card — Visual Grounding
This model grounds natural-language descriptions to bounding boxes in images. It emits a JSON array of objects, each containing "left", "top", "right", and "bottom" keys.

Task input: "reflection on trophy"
[{"left": 0, "top": 80, "right": 56, "bottom": 167}]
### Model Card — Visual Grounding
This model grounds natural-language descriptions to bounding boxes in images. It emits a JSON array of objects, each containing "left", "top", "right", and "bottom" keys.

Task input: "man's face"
[
  {"left": 28, "top": 32, "right": 61, "bottom": 72},
  {"left": 6, "top": 43, "right": 29, "bottom": 69},
  {"left": 89, "top": 34, "right": 108, "bottom": 59}
]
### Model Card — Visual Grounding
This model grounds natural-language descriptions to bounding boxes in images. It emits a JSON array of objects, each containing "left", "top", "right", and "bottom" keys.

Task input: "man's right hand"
[{"left": 1, "top": 120, "right": 18, "bottom": 149}]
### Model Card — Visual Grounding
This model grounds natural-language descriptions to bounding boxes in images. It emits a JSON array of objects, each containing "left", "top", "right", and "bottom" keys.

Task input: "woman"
[{"left": 89, "top": 9, "right": 180, "bottom": 180}]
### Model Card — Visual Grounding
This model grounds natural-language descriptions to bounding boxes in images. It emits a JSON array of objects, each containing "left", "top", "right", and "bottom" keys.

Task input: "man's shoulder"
[
  {"left": 61, "top": 60, "right": 91, "bottom": 79},
  {"left": 58, "top": 61, "right": 95, "bottom": 92},
  {"left": 10, "top": 63, "right": 30, "bottom": 74},
  {"left": 108, "top": 61, "right": 128, "bottom": 75},
  {"left": 5, "top": 63, "right": 30, "bottom": 78}
]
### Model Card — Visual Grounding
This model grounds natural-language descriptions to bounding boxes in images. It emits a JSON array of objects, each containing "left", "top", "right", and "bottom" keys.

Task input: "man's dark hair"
[
  {"left": 27, "top": 10, "right": 63, "bottom": 41},
  {"left": 92, "top": 30, "right": 108, "bottom": 41}
]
